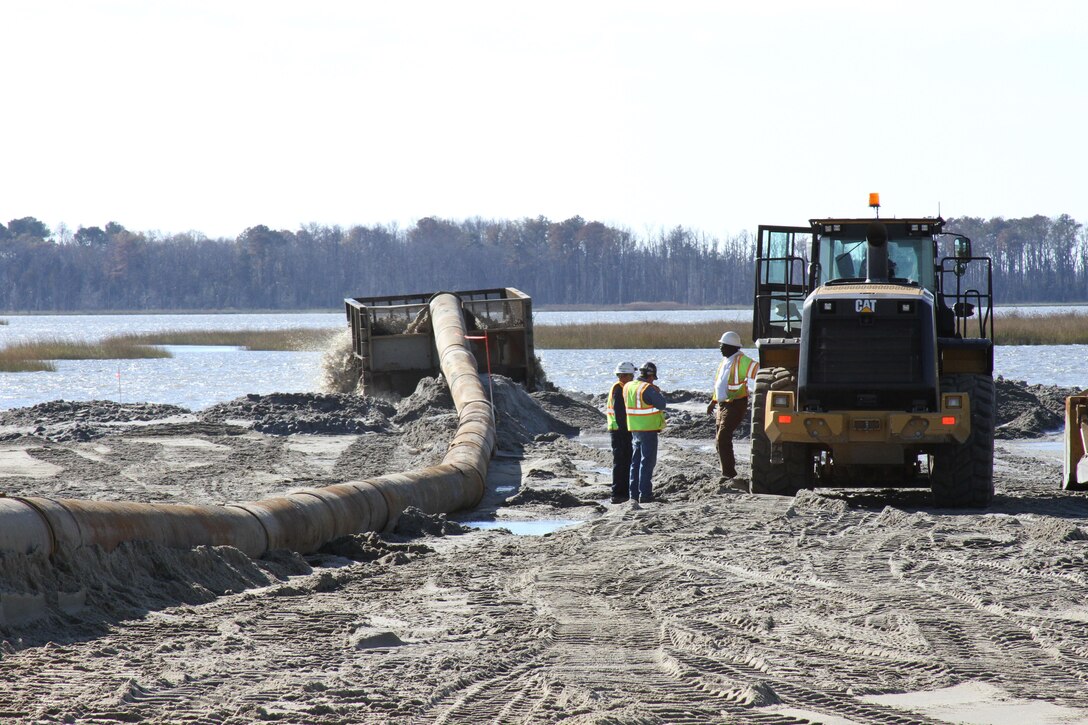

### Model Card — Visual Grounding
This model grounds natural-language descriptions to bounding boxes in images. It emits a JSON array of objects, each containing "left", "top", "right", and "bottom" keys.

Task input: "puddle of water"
[
  {"left": 462, "top": 520, "right": 582, "bottom": 536},
  {"left": 670, "top": 439, "right": 715, "bottom": 452},
  {"left": 577, "top": 433, "right": 611, "bottom": 450},
  {"left": 495, "top": 485, "right": 516, "bottom": 494}
]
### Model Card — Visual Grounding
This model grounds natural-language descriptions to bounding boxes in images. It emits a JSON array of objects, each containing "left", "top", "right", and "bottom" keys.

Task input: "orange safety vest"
[
  {"left": 623, "top": 380, "right": 665, "bottom": 432},
  {"left": 713, "top": 353, "right": 757, "bottom": 402}
]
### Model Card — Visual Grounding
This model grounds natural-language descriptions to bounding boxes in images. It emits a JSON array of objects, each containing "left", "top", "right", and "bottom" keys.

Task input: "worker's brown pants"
[{"left": 715, "top": 397, "right": 749, "bottom": 478}]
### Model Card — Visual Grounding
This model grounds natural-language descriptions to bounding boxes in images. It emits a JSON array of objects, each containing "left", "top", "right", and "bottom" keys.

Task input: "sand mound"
[
  {"left": 0, "top": 401, "right": 192, "bottom": 442},
  {"left": 201, "top": 393, "right": 396, "bottom": 435},
  {"left": 490, "top": 376, "right": 578, "bottom": 452},
  {"left": 995, "top": 377, "right": 1079, "bottom": 438},
  {"left": 0, "top": 400, "right": 191, "bottom": 427},
  {"left": 0, "top": 541, "right": 291, "bottom": 638},
  {"left": 530, "top": 390, "right": 605, "bottom": 431}
]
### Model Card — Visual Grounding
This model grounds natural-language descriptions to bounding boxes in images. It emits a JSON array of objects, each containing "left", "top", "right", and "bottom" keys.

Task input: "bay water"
[{"left": 1, "top": 310, "right": 1084, "bottom": 411}]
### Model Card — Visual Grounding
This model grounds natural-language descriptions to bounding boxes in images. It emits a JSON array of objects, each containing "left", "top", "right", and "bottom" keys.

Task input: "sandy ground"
[{"left": 1, "top": 380, "right": 1087, "bottom": 724}]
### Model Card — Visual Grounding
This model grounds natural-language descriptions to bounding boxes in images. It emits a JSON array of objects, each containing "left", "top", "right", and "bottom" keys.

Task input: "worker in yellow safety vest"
[
  {"left": 624, "top": 361, "right": 668, "bottom": 503},
  {"left": 606, "top": 361, "right": 637, "bottom": 504},
  {"left": 705, "top": 331, "right": 758, "bottom": 481}
]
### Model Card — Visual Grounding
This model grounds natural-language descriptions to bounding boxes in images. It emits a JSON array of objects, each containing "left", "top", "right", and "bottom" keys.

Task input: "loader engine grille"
[{"left": 809, "top": 318, "right": 922, "bottom": 385}]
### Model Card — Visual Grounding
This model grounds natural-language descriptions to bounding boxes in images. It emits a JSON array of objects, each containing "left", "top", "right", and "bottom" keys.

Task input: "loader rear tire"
[
  {"left": 750, "top": 367, "right": 813, "bottom": 496},
  {"left": 930, "top": 373, "right": 995, "bottom": 508}
]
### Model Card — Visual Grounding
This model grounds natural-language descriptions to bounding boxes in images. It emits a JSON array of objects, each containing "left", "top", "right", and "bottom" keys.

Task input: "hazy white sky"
[{"left": 3, "top": 1, "right": 1086, "bottom": 240}]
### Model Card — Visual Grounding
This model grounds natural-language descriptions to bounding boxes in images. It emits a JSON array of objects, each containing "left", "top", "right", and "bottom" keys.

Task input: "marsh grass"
[
  {"left": 0, "top": 338, "right": 170, "bottom": 372},
  {"left": 536, "top": 321, "right": 748, "bottom": 349},
  {"left": 995, "top": 312, "right": 1088, "bottom": 345},
  {"left": 537, "top": 313, "right": 1088, "bottom": 348},
  {"left": 113, "top": 327, "right": 339, "bottom": 351},
  {"left": 0, "top": 328, "right": 339, "bottom": 372},
  {"left": 0, "top": 354, "right": 55, "bottom": 372}
]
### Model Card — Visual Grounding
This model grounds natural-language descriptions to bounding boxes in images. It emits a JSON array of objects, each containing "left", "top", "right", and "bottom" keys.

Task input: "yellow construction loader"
[{"left": 1064, "top": 392, "right": 1088, "bottom": 490}]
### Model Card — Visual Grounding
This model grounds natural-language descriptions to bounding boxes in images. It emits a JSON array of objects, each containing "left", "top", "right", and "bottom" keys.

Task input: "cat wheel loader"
[{"left": 750, "top": 194, "right": 995, "bottom": 507}]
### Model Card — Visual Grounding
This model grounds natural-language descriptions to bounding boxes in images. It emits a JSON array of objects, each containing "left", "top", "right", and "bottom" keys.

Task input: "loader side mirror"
[{"left": 952, "top": 236, "right": 971, "bottom": 277}]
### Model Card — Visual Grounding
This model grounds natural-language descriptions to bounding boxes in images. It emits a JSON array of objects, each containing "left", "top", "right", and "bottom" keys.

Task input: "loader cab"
[
  {"left": 812, "top": 218, "right": 942, "bottom": 289},
  {"left": 752, "top": 218, "right": 944, "bottom": 342}
]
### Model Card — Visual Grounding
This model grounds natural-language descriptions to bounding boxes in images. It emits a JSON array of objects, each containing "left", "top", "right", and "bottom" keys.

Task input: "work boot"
[
  {"left": 726, "top": 476, "right": 750, "bottom": 492},
  {"left": 610, "top": 495, "right": 630, "bottom": 504}
]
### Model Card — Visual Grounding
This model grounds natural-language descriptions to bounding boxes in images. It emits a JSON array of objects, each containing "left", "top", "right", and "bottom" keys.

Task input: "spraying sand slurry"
[{"left": 1, "top": 378, "right": 1088, "bottom": 723}]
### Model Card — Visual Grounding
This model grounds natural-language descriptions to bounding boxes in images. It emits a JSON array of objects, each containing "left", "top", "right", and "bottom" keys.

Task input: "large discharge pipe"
[{"left": 0, "top": 293, "right": 495, "bottom": 558}]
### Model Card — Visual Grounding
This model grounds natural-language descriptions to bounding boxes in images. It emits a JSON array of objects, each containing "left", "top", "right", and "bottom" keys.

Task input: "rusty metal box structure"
[{"left": 345, "top": 287, "right": 537, "bottom": 396}]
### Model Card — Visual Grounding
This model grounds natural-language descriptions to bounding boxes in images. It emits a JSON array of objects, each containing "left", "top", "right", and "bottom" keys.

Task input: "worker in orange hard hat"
[{"left": 706, "top": 331, "right": 758, "bottom": 482}]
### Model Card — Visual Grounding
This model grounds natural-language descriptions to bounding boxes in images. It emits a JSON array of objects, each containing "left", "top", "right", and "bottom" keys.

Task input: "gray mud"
[{"left": 2, "top": 374, "right": 1088, "bottom": 722}]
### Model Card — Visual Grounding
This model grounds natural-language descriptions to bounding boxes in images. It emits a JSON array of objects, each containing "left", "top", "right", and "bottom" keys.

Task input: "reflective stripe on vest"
[
  {"left": 623, "top": 381, "right": 665, "bottom": 432},
  {"left": 605, "top": 381, "right": 624, "bottom": 431},
  {"left": 727, "top": 354, "right": 756, "bottom": 401}
]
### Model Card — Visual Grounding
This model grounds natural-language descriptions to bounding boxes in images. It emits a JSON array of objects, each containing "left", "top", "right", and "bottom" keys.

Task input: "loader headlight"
[
  {"left": 771, "top": 392, "right": 792, "bottom": 408},
  {"left": 944, "top": 394, "right": 963, "bottom": 409}
]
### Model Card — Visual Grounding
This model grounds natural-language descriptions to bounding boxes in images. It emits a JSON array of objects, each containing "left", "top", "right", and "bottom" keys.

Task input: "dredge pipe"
[{"left": 0, "top": 292, "right": 494, "bottom": 558}]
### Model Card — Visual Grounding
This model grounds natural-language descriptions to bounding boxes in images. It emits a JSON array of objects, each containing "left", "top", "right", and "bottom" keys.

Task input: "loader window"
[
  {"left": 819, "top": 235, "right": 934, "bottom": 290},
  {"left": 887, "top": 237, "right": 922, "bottom": 283},
  {"left": 887, "top": 238, "right": 933, "bottom": 289},
  {"left": 822, "top": 238, "right": 867, "bottom": 283}
]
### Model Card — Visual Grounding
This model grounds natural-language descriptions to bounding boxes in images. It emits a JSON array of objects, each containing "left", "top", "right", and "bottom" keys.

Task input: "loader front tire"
[
  {"left": 750, "top": 367, "right": 812, "bottom": 496},
  {"left": 930, "top": 373, "right": 995, "bottom": 508}
]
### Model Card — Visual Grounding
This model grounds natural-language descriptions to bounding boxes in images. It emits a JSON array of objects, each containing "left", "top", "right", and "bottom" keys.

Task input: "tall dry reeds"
[
  {"left": 994, "top": 312, "right": 1088, "bottom": 345},
  {"left": 535, "top": 321, "right": 750, "bottom": 349},
  {"left": 0, "top": 338, "right": 171, "bottom": 372},
  {"left": 113, "top": 327, "right": 338, "bottom": 351},
  {"left": 536, "top": 312, "right": 1088, "bottom": 349},
  {"left": 0, "top": 328, "right": 341, "bottom": 373}
]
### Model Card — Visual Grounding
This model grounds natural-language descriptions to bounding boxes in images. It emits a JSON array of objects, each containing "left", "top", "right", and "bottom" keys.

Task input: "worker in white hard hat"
[
  {"left": 605, "top": 361, "right": 637, "bottom": 503},
  {"left": 706, "top": 331, "right": 758, "bottom": 482}
]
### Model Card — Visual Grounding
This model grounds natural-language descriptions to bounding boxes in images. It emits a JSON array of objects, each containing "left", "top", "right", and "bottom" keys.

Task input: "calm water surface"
[{"left": 1, "top": 311, "right": 1084, "bottom": 410}]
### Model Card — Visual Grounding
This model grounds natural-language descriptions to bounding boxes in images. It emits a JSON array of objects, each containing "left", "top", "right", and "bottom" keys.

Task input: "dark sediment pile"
[
  {"left": 201, "top": 392, "right": 396, "bottom": 435},
  {"left": 490, "top": 377, "right": 579, "bottom": 452},
  {"left": 0, "top": 400, "right": 192, "bottom": 442},
  {"left": 0, "top": 377, "right": 1077, "bottom": 447},
  {"left": 529, "top": 390, "right": 604, "bottom": 432},
  {"left": 995, "top": 377, "right": 1081, "bottom": 439},
  {"left": 0, "top": 400, "right": 191, "bottom": 427}
]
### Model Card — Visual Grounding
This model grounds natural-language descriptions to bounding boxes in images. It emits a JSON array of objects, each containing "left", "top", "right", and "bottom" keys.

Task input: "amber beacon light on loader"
[{"left": 750, "top": 194, "right": 995, "bottom": 507}]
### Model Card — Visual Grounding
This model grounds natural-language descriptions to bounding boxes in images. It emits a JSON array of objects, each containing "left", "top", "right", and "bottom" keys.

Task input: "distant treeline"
[{"left": 0, "top": 213, "right": 1084, "bottom": 311}]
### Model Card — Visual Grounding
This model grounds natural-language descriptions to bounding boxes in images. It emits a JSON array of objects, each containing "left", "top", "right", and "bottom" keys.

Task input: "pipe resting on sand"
[{"left": 0, "top": 293, "right": 495, "bottom": 558}]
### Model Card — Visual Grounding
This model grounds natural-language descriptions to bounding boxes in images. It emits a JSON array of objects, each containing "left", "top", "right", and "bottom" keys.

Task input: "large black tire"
[
  {"left": 930, "top": 373, "right": 995, "bottom": 507},
  {"left": 750, "top": 367, "right": 813, "bottom": 496}
]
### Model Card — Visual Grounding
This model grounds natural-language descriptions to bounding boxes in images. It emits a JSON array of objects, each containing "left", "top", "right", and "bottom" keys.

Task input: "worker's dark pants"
[
  {"left": 716, "top": 398, "right": 749, "bottom": 478},
  {"left": 610, "top": 429, "right": 633, "bottom": 501}
]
